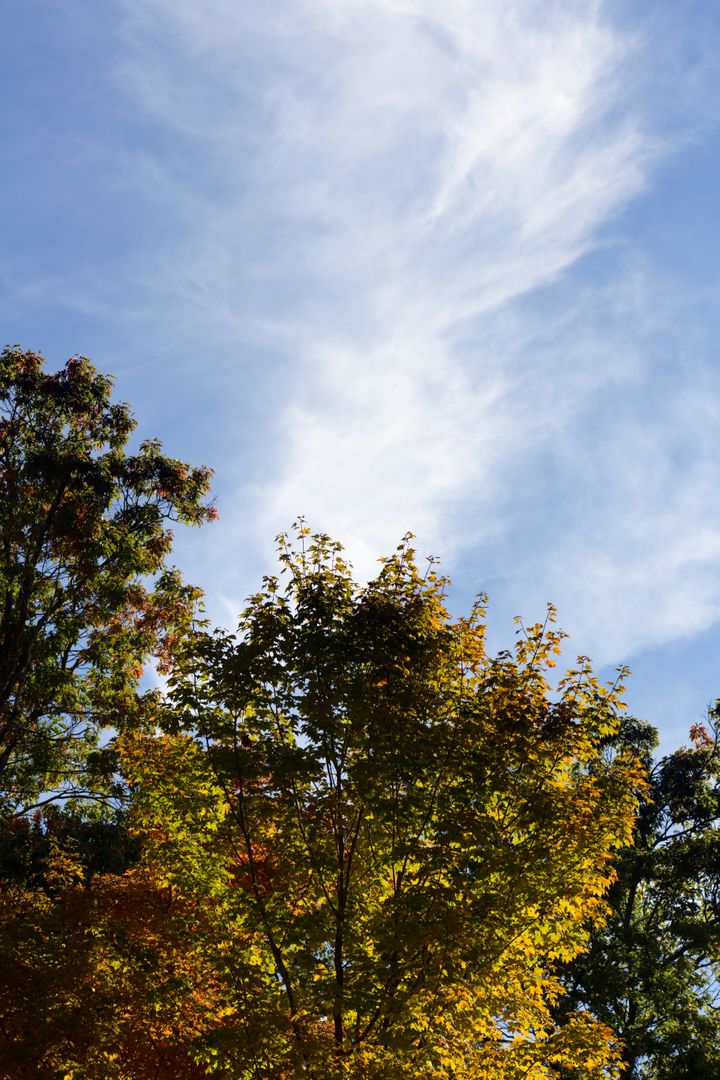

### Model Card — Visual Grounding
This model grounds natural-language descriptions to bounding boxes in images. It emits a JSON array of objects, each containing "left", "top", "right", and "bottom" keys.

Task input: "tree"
[
  {"left": 0, "top": 837, "right": 234, "bottom": 1078},
  {"left": 120, "top": 526, "right": 644, "bottom": 1078},
  {"left": 0, "top": 346, "right": 214, "bottom": 820},
  {"left": 558, "top": 713, "right": 720, "bottom": 1079}
]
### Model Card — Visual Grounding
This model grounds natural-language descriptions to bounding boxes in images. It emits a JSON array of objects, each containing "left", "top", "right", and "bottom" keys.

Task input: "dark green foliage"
[
  {"left": 0, "top": 346, "right": 213, "bottom": 821},
  {"left": 0, "top": 804, "right": 139, "bottom": 889},
  {"left": 559, "top": 711, "right": 720, "bottom": 1078}
]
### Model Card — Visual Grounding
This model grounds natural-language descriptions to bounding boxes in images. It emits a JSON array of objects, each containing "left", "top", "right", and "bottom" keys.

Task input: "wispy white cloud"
[
  {"left": 523, "top": 325, "right": 720, "bottom": 664},
  {"left": 105, "top": 1, "right": 720, "bottom": 663}
]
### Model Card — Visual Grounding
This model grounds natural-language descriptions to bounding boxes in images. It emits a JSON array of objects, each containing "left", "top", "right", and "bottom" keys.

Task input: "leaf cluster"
[
  {"left": 0, "top": 347, "right": 212, "bottom": 817},
  {"left": 559, "top": 712, "right": 720, "bottom": 1078},
  {"left": 117, "top": 525, "right": 644, "bottom": 1077}
]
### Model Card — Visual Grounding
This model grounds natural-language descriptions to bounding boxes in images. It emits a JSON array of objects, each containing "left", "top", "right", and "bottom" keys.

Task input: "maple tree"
[
  {"left": 118, "top": 525, "right": 645, "bottom": 1078},
  {"left": 0, "top": 832, "right": 234, "bottom": 1078},
  {"left": 0, "top": 346, "right": 213, "bottom": 820},
  {"left": 558, "top": 712, "right": 720, "bottom": 1079}
]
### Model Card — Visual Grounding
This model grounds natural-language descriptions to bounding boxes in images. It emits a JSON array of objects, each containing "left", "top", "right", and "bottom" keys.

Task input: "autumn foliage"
[
  {"left": 114, "top": 528, "right": 645, "bottom": 1077},
  {"left": 0, "top": 347, "right": 213, "bottom": 820},
  {"left": 0, "top": 350, "right": 695, "bottom": 1079}
]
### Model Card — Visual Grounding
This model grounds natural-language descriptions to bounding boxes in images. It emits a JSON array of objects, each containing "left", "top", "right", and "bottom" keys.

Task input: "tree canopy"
[
  {"left": 3, "top": 347, "right": 720, "bottom": 1077},
  {"left": 113, "top": 526, "right": 643, "bottom": 1077},
  {"left": 559, "top": 713, "right": 720, "bottom": 1079},
  {"left": 0, "top": 347, "right": 213, "bottom": 819}
]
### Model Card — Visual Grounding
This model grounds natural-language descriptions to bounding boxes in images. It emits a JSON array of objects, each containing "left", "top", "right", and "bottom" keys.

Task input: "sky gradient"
[{"left": 3, "top": 0, "right": 720, "bottom": 748}]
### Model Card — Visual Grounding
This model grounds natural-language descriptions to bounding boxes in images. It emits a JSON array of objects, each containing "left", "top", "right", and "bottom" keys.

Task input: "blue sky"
[{"left": 3, "top": 0, "right": 720, "bottom": 749}]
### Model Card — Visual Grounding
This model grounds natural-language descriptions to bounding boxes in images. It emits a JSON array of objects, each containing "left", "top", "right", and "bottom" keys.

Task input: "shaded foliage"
[
  {"left": 0, "top": 346, "right": 213, "bottom": 819},
  {"left": 0, "top": 804, "right": 139, "bottom": 889},
  {"left": 0, "top": 854, "right": 235, "bottom": 1078},
  {"left": 559, "top": 713, "right": 720, "bottom": 1078}
]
